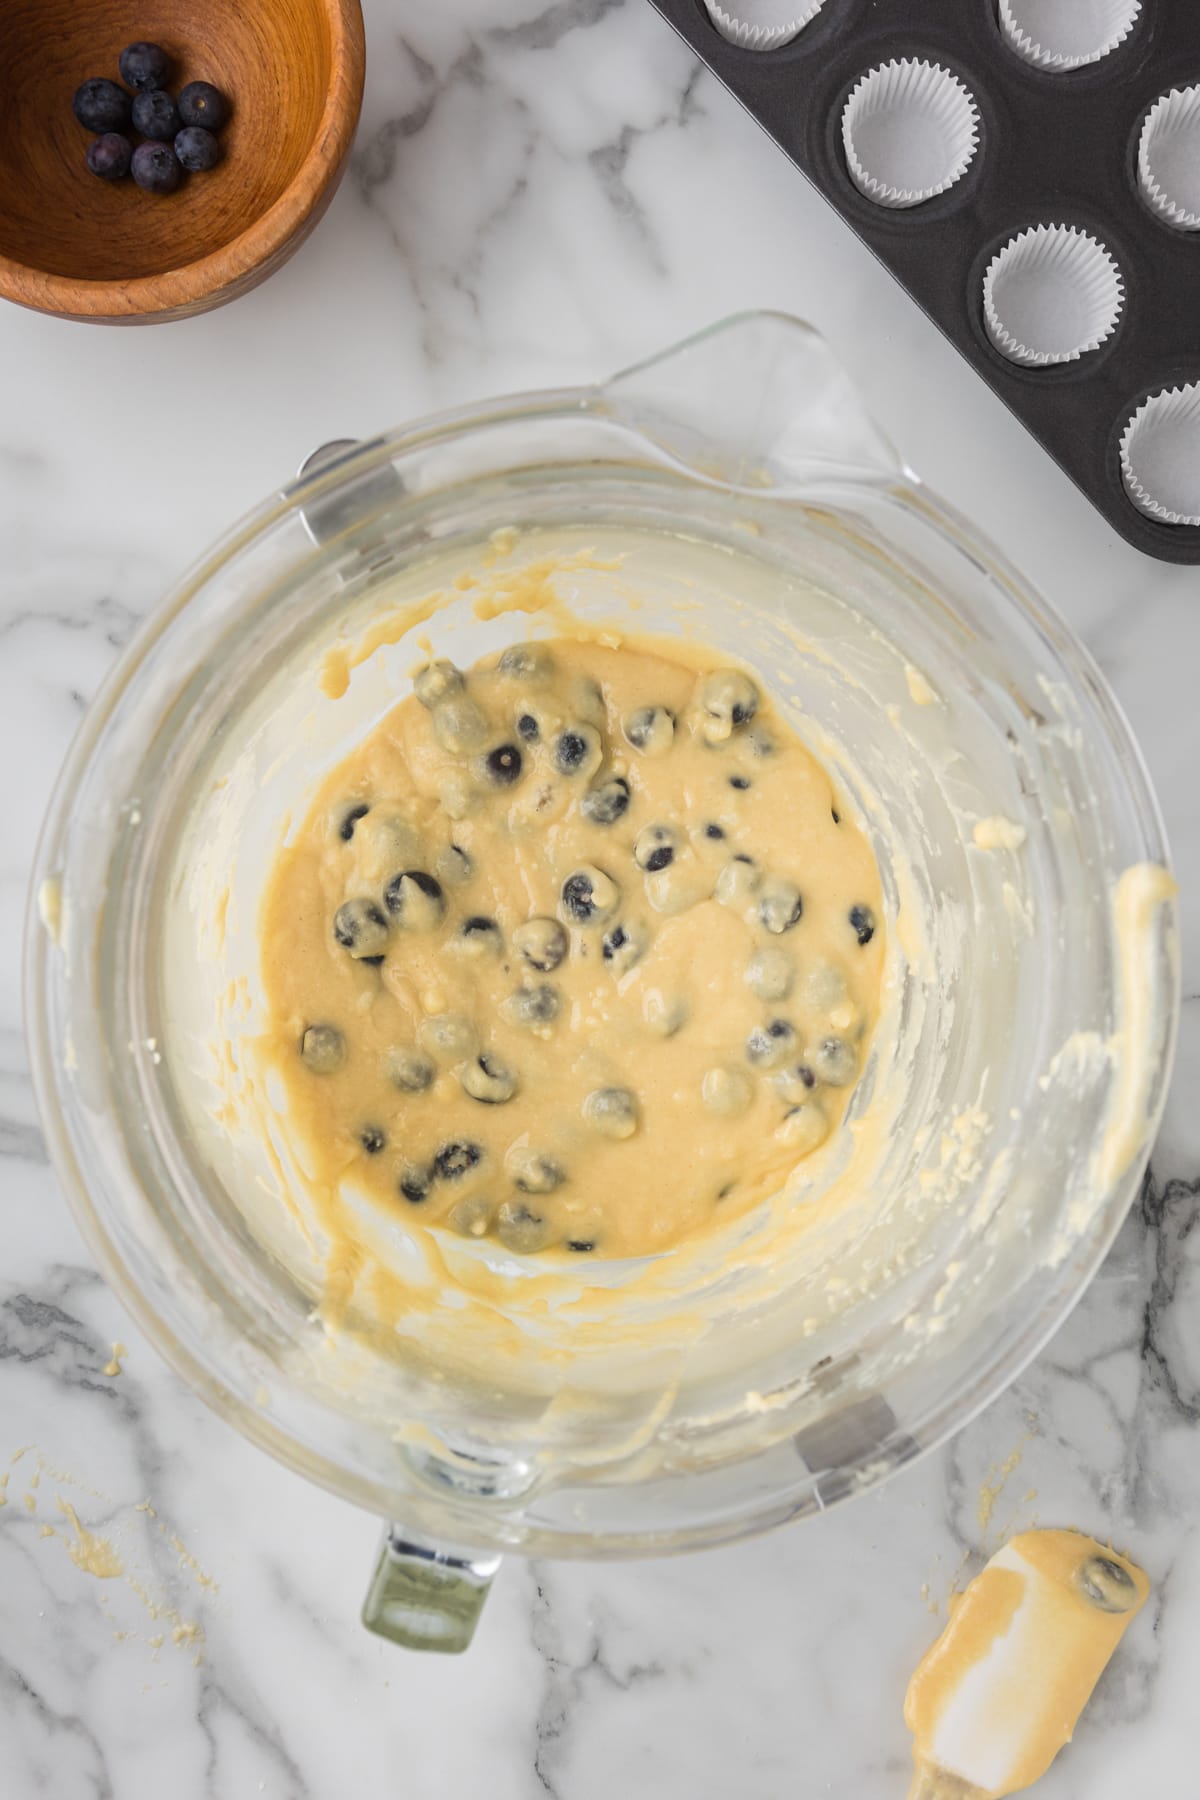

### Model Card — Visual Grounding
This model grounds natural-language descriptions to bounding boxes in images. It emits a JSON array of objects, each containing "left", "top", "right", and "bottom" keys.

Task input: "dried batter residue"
[
  {"left": 58, "top": 1499, "right": 124, "bottom": 1579},
  {"left": 103, "top": 1342, "right": 127, "bottom": 1377}
]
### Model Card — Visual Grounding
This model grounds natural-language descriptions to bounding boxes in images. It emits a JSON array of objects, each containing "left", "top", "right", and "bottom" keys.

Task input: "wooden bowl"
[{"left": 0, "top": 0, "right": 365, "bottom": 324}]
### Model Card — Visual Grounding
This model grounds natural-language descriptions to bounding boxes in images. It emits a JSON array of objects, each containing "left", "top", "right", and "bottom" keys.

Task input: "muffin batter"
[{"left": 259, "top": 638, "right": 884, "bottom": 1261}]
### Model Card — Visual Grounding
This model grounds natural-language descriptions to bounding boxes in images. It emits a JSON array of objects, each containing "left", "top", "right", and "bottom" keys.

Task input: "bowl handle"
[{"left": 361, "top": 1526, "right": 501, "bottom": 1653}]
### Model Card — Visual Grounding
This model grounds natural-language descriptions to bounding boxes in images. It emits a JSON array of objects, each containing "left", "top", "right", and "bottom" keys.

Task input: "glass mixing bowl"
[{"left": 25, "top": 315, "right": 1179, "bottom": 1651}]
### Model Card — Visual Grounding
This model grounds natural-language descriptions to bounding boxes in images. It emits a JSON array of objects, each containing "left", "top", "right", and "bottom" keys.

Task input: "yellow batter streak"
[{"left": 259, "top": 638, "right": 884, "bottom": 1261}]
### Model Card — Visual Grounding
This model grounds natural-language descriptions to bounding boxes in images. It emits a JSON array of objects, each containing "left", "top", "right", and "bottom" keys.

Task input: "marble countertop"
[{"left": 2, "top": 2, "right": 1198, "bottom": 1794}]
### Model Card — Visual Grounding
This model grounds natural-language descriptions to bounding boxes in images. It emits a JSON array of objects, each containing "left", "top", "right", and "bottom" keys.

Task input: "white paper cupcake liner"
[
  {"left": 982, "top": 224, "right": 1124, "bottom": 366},
  {"left": 998, "top": 0, "right": 1141, "bottom": 71},
  {"left": 1119, "top": 383, "right": 1200, "bottom": 527},
  {"left": 1137, "top": 85, "right": 1200, "bottom": 231},
  {"left": 841, "top": 59, "right": 980, "bottom": 209},
  {"left": 703, "top": 0, "right": 827, "bottom": 51}
]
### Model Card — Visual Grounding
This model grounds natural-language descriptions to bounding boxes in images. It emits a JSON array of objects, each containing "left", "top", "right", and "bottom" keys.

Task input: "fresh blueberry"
[
  {"left": 580, "top": 775, "right": 630, "bottom": 826},
  {"left": 483, "top": 742, "right": 523, "bottom": 785},
  {"left": 715, "top": 855, "right": 761, "bottom": 909},
  {"left": 419, "top": 1013, "right": 477, "bottom": 1065},
  {"left": 174, "top": 126, "right": 221, "bottom": 172},
  {"left": 460, "top": 1054, "right": 519, "bottom": 1105},
  {"left": 399, "top": 1164, "right": 431, "bottom": 1203},
  {"left": 634, "top": 824, "right": 677, "bottom": 873},
  {"left": 506, "top": 1147, "right": 565, "bottom": 1194},
  {"left": 774, "top": 1064, "right": 817, "bottom": 1106},
  {"left": 383, "top": 869, "right": 445, "bottom": 929},
  {"left": 359, "top": 1125, "right": 387, "bottom": 1155},
  {"left": 119, "top": 42, "right": 172, "bottom": 91},
  {"left": 339, "top": 802, "right": 369, "bottom": 841},
  {"left": 566, "top": 1238, "right": 596, "bottom": 1253},
  {"left": 513, "top": 917, "right": 567, "bottom": 973},
  {"left": 432, "top": 694, "right": 488, "bottom": 755},
  {"left": 812, "top": 1036, "right": 857, "bottom": 1087},
  {"left": 86, "top": 133, "right": 132, "bottom": 181},
  {"left": 178, "top": 80, "right": 229, "bottom": 132},
  {"left": 73, "top": 79, "right": 132, "bottom": 134},
  {"left": 746, "top": 1019, "right": 797, "bottom": 1068},
  {"left": 757, "top": 879, "right": 803, "bottom": 935},
  {"left": 300, "top": 1024, "right": 344, "bottom": 1074},
  {"left": 623, "top": 705, "right": 675, "bottom": 756},
  {"left": 831, "top": 808, "right": 841, "bottom": 825},
  {"left": 333, "top": 898, "right": 389, "bottom": 960},
  {"left": 414, "top": 660, "right": 463, "bottom": 708},
  {"left": 849, "top": 904, "right": 876, "bottom": 946},
  {"left": 503, "top": 983, "right": 561, "bottom": 1027},
  {"left": 704, "top": 823, "right": 725, "bottom": 840},
  {"left": 601, "top": 921, "right": 646, "bottom": 974},
  {"left": 744, "top": 945, "right": 794, "bottom": 1002},
  {"left": 516, "top": 712, "right": 540, "bottom": 742},
  {"left": 130, "top": 142, "right": 181, "bottom": 195},
  {"left": 385, "top": 1046, "right": 435, "bottom": 1092},
  {"left": 434, "top": 1140, "right": 484, "bottom": 1181},
  {"left": 435, "top": 844, "right": 473, "bottom": 886},
  {"left": 730, "top": 775, "right": 751, "bottom": 791},
  {"left": 132, "top": 89, "right": 181, "bottom": 142},
  {"left": 699, "top": 670, "right": 759, "bottom": 746}
]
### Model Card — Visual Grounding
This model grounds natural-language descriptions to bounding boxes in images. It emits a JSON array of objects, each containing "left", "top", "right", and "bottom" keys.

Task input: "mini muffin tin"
[{"left": 647, "top": 0, "right": 1200, "bottom": 562}]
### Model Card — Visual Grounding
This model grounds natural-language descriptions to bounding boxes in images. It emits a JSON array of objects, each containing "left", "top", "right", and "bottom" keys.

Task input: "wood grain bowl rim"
[{"left": 0, "top": 0, "right": 365, "bottom": 323}]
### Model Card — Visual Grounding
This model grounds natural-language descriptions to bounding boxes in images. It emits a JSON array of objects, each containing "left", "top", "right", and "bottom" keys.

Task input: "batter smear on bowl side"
[{"left": 259, "top": 638, "right": 884, "bottom": 1261}]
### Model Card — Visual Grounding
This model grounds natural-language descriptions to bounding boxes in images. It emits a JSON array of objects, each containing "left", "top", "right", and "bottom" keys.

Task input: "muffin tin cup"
[
  {"left": 982, "top": 224, "right": 1124, "bottom": 367},
  {"left": 1120, "top": 384, "right": 1200, "bottom": 527},
  {"left": 998, "top": 0, "right": 1142, "bottom": 72},
  {"left": 703, "top": 0, "right": 827, "bottom": 51},
  {"left": 1137, "top": 85, "right": 1200, "bottom": 232},
  {"left": 841, "top": 59, "right": 980, "bottom": 208}
]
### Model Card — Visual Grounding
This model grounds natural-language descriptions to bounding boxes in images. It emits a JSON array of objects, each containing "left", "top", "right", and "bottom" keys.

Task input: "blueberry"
[
  {"left": 559, "top": 866, "right": 619, "bottom": 927},
  {"left": 419, "top": 1013, "right": 477, "bottom": 1065},
  {"left": 132, "top": 89, "right": 181, "bottom": 142},
  {"left": 73, "top": 79, "right": 133, "bottom": 134},
  {"left": 699, "top": 670, "right": 759, "bottom": 747},
  {"left": 774, "top": 1064, "right": 817, "bottom": 1106},
  {"left": 433, "top": 694, "right": 488, "bottom": 755},
  {"left": 513, "top": 917, "right": 567, "bottom": 973},
  {"left": 339, "top": 802, "right": 369, "bottom": 841},
  {"left": 623, "top": 705, "right": 675, "bottom": 756},
  {"left": 483, "top": 743, "right": 523, "bottom": 786},
  {"left": 435, "top": 844, "right": 473, "bottom": 887},
  {"left": 634, "top": 824, "right": 678, "bottom": 873},
  {"left": 333, "top": 898, "right": 389, "bottom": 960},
  {"left": 300, "top": 1024, "right": 345, "bottom": 1074},
  {"left": 174, "top": 126, "right": 222, "bottom": 172},
  {"left": 383, "top": 869, "right": 445, "bottom": 930},
  {"left": 746, "top": 1019, "right": 797, "bottom": 1069},
  {"left": 516, "top": 712, "right": 540, "bottom": 742},
  {"left": 178, "top": 80, "right": 229, "bottom": 133},
  {"left": 399, "top": 1164, "right": 431, "bottom": 1203},
  {"left": 86, "top": 133, "right": 132, "bottom": 181},
  {"left": 460, "top": 1054, "right": 518, "bottom": 1104},
  {"left": 447, "top": 1195, "right": 493, "bottom": 1238},
  {"left": 704, "top": 823, "right": 725, "bottom": 840},
  {"left": 130, "top": 141, "right": 181, "bottom": 195},
  {"left": 414, "top": 660, "right": 463, "bottom": 708},
  {"left": 506, "top": 1147, "right": 564, "bottom": 1194},
  {"left": 496, "top": 1201, "right": 552, "bottom": 1254},
  {"left": 601, "top": 921, "right": 646, "bottom": 974},
  {"left": 701, "top": 1067, "right": 753, "bottom": 1118},
  {"left": 831, "top": 808, "right": 841, "bottom": 825},
  {"left": 566, "top": 1239, "right": 596, "bottom": 1254},
  {"left": 503, "top": 983, "right": 561, "bottom": 1027},
  {"left": 554, "top": 727, "right": 594, "bottom": 775},
  {"left": 582, "top": 1087, "right": 639, "bottom": 1140},
  {"left": 434, "top": 1141, "right": 484, "bottom": 1181},
  {"left": 758, "top": 879, "right": 803, "bottom": 935},
  {"left": 744, "top": 945, "right": 794, "bottom": 1002},
  {"left": 119, "top": 42, "right": 172, "bottom": 91},
  {"left": 580, "top": 775, "right": 630, "bottom": 826},
  {"left": 359, "top": 1124, "right": 387, "bottom": 1154},
  {"left": 457, "top": 915, "right": 502, "bottom": 957},
  {"left": 1078, "top": 1556, "right": 1138, "bottom": 1614},
  {"left": 385, "top": 1046, "right": 435, "bottom": 1092},
  {"left": 811, "top": 1036, "right": 857, "bottom": 1087},
  {"left": 849, "top": 904, "right": 876, "bottom": 947},
  {"left": 730, "top": 775, "right": 751, "bottom": 791},
  {"left": 498, "top": 643, "right": 553, "bottom": 682},
  {"left": 715, "top": 855, "right": 761, "bottom": 909}
]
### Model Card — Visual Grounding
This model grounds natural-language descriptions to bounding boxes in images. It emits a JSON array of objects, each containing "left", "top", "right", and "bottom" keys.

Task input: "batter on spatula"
[{"left": 259, "top": 637, "right": 884, "bottom": 1261}]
